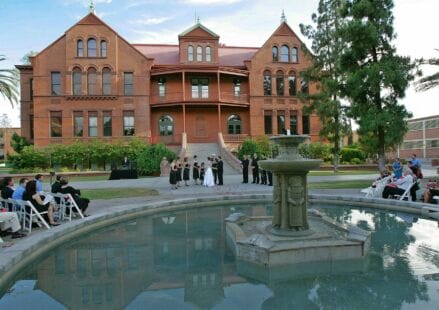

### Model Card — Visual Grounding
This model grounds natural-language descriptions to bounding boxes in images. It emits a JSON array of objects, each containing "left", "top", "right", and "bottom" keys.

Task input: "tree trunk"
[{"left": 378, "top": 127, "right": 386, "bottom": 171}]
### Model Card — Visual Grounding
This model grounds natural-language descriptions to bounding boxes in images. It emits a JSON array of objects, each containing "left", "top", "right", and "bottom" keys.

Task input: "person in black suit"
[
  {"left": 217, "top": 156, "right": 224, "bottom": 185},
  {"left": 251, "top": 153, "right": 260, "bottom": 184},
  {"left": 241, "top": 155, "right": 249, "bottom": 183},
  {"left": 212, "top": 154, "right": 218, "bottom": 184},
  {"left": 59, "top": 177, "right": 90, "bottom": 215}
]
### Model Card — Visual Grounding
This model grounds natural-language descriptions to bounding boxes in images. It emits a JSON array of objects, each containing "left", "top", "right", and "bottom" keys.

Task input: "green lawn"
[
  {"left": 81, "top": 188, "right": 159, "bottom": 200},
  {"left": 309, "top": 170, "right": 377, "bottom": 176},
  {"left": 309, "top": 180, "right": 371, "bottom": 189}
]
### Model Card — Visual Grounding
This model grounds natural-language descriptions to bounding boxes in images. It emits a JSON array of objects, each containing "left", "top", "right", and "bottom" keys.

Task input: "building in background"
[
  {"left": 16, "top": 12, "right": 321, "bottom": 148},
  {"left": 0, "top": 127, "right": 21, "bottom": 160}
]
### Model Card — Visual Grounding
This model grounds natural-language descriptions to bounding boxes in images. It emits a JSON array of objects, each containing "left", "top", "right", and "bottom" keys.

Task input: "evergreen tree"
[
  {"left": 339, "top": 0, "right": 415, "bottom": 170},
  {"left": 300, "top": 0, "right": 350, "bottom": 172}
]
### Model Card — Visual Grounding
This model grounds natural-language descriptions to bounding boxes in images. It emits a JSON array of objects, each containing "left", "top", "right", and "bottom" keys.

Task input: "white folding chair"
[
  {"left": 14, "top": 200, "right": 51, "bottom": 233},
  {"left": 52, "top": 193, "right": 84, "bottom": 221},
  {"left": 362, "top": 175, "right": 392, "bottom": 198},
  {"left": 394, "top": 180, "right": 418, "bottom": 201}
]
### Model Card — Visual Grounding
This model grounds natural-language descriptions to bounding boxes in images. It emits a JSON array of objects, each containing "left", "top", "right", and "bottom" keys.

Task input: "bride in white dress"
[{"left": 203, "top": 157, "right": 215, "bottom": 187}]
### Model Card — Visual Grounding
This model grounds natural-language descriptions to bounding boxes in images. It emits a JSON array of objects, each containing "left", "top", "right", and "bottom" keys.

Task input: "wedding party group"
[{"left": 168, "top": 155, "right": 224, "bottom": 189}]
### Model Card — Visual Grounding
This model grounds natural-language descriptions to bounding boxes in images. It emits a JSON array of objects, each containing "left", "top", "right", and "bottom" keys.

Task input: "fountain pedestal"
[{"left": 226, "top": 135, "right": 370, "bottom": 281}]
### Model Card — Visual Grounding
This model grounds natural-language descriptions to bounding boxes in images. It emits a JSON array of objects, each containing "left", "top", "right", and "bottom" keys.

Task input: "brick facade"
[{"left": 17, "top": 13, "right": 321, "bottom": 148}]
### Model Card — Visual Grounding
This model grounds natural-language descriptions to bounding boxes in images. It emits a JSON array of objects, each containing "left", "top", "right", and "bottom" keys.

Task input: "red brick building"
[{"left": 17, "top": 12, "right": 321, "bottom": 148}]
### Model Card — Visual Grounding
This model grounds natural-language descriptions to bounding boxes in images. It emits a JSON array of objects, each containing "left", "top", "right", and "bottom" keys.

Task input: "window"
[
  {"left": 263, "top": 70, "right": 272, "bottom": 96},
  {"left": 277, "top": 113, "right": 285, "bottom": 134},
  {"left": 188, "top": 45, "right": 194, "bottom": 61},
  {"left": 102, "top": 68, "right": 111, "bottom": 95},
  {"left": 290, "top": 112, "right": 298, "bottom": 134},
  {"left": 302, "top": 114, "right": 310, "bottom": 134},
  {"left": 408, "top": 122, "right": 423, "bottom": 131},
  {"left": 159, "top": 115, "right": 173, "bottom": 136},
  {"left": 51, "top": 72, "right": 61, "bottom": 96},
  {"left": 292, "top": 47, "right": 298, "bottom": 63},
  {"left": 73, "top": 67, "right": 82, "bottom": 95},
  {"left": 280, "top": 45, "right": 289, "bottom": 62},
  {"left": 87, "top": 68, "right": 97, "bottom": 95},
  {"left": 196, "top": 46, "right": 202, "bottom": 61},
  {"left": 191, "top": 78, "right": 209, "bottom": 98},
  {"left": 206, "top": 46, "right": 211, "bottom": 62},
  {"left": 103, "top": 111, "right": 112, "bottom": 137},
  {"left": 123, "top": 111, "right": 135, "bottom": 136},
  {"left": 233, "top": 78, "right": 241, "bottom": 96},
  {"left": 300, "top": 73, "right": 309, "bottom": 94},
  {"left": 88, "top": 111, "right": 98, "bottom": 137},
  {"left": 50, "top": 111, "right": 62, "bottom": 137},
  {"left": 272, "top": 46, "right": 278, "bottom": 62},
  {"left": 158, "top": 78, "right": 166, "bottom": 97},
  {"left": 30, "top": 78, "right": 33, "bottom": 100},
  {"left": 77, "top": 40, "right": 84, "bottom": 57},
  {"left": 264, "top": 111, "right": 272, "bottom": 134},
  {"left": 124, "top": 72, "right": 133, "bottom": 96},
  {"left": 30, "top": 114, "right": 34, "bottom": 139},
  {"left": 100, "top": 40, "right": 107, "bottom": 57},
  {"left": 288, "top": 72, "right": 296, "bottom": 96},
  {"left": 425, "top": 119, "right": 439, "bottom": 129},
  {"left": 74, "top": 112, "right": 83, "bottom": 137},
  {"left": 87, "top": 39, "right": 97, "bottom": 57},
  {"left": 276, "top": 71, "right": 284, "bottom": 96},
  {"left": 227, "top": 114, "right": 242, "bottom": 134}
]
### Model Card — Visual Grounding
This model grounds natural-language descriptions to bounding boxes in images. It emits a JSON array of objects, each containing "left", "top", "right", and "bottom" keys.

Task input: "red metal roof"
[{"left": 132, "top": 44, "right": 258, "bottom": 66}]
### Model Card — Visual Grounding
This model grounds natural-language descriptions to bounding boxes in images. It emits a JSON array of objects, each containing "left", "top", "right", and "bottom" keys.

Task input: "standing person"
[
  {"left": 35, "top": 174, "right": 44, "bottom": 192},
  {"left": 411, "top": 154, "right": 423, "bottom": 179},
  {"left": 392, "top": 158, "right": 403, "bottom": 179},
  {"left": 160, "top": 157, "right": 170, "bottom": 176},
  {"left": 23, "top": 180, "right": 59, "bottom": 226},
  {"left": 176, "top": 157, "right": 183, "bottom": 187},
  {"left": 1, "top": 177, "right": 14, "bottom": 200},
  {"left": 199, "top": 162, "right": 205, "bottom": 183},
  {"left": 251, "top": 153, "right": 260, "bottom": 184},
  {"left": 217, "top": 156, "right": 224, "bottom": 185},
  {"left": 203, "top": 157, "right": 215, "bottom": 187},
  {"left": 267, "top": 170, "right": 273, "bottom": 186},
  {"left": 12, "top": 178, "right": 28, "bottom": 200},
  {"left": 241, "top": 155, "right": 249, "bottom": 183},
  {"left": 192, "top": 155, "right": 200, "bottom": 185},
  {"left": 169, "top": 159, "right": 178, "bottom": 189},
  {"left": 212, "top": 154, "right": 218, "bottom": 185},
  {"left": 260, "top": 155, "right": 267, "bottom": 185},
  {"left": 183, "top": 157, "right": 190, "bottom": 186}
]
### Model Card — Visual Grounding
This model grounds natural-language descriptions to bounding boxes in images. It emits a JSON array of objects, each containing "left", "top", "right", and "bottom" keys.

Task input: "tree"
[
  {"left": 0, "top": 55, "right": 19, "bottom": 107},
  {"left": 339, "top": 0, "right": 415, "bottom": 170},
  {"left": 20, "top": 50, "right": 38, "bottom": 65},
  {"left": 10, "top": 132, "right": 30, "bottom": 154},
  {"left": 300, "top": 0, "right": 351, "bottom": 172},
  {"left": 415, "top": 49, "right": 439, "bottom": 92}
]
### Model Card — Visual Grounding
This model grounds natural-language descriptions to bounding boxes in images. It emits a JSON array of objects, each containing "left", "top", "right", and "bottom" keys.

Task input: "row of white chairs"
[{"left": 0, "top": 192, "right": 84, "bottom": 235}]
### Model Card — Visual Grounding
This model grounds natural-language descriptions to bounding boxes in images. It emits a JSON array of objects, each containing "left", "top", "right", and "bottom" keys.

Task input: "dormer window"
[
  {"left": 188, "top": 45, "right": 194, "bottom": 61},
  {"left": 206, "top": 46, "right": 211, "bottom": 62},
  {"left": 87, "top": 38, "right": 97, "bottom": 57},
  {"left": 101, "top": 40, "right": 107, "bottom": 57},
  {"left": 196, "top": 46, "right": 202, "bottom": 62},
  {"left": 77, "top": 40, "right": 84, "bottom": 57}
]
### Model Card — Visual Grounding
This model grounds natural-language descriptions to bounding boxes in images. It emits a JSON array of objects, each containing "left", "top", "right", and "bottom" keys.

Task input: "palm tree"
[
  {"left": 0, "top": 55, "right": 19, "bottom": 107},
  {"left": 416, "top": 49, "right": 439, "bottom": 92}
]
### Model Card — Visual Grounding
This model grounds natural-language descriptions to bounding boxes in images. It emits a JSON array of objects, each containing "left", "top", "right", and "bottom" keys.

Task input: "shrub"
[
  {"left": 7, "top": 146, "right": 49, "bottom": 169},
  {"left": 340, "top": 147, "right": 366, "bottom": 163},
  {"left": 299, "top": 142, "right": 331, "bottom": 161},
  {"left": 237, "top": 138, "right": 259, "bottom": 160},
  {"left": 136, "top": 144, "right": 176, "bottom": 175},
  {"left": 350, "top": 157, "right": 363, "bottom": 165}
]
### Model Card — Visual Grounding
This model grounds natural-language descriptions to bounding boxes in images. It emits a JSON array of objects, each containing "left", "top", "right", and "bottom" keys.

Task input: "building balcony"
[{"left": 150, "top": 92, "right": 249, "bottom": 106}]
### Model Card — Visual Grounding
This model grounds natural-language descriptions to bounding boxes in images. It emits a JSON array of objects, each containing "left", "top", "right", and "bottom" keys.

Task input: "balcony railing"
[
  {"left": 222, "top": 134, "right": 249, "bottom": 143},
  {"left": 220, "top": 92, "right": 249, "bottom": 104},
  {"left": 150, "top": 92, "right": 249, "bottom": 105}
]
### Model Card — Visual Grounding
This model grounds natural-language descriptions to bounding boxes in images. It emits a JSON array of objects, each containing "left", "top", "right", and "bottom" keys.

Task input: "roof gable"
[
  {"left": 179, "top": 23, "right": 219, "bottom": 39},
  {"left": 77, "top": 13, "right": 104, "bottom": 25},
  {"left": 272, "top": 22, "right": 298, "bottom": 37}
]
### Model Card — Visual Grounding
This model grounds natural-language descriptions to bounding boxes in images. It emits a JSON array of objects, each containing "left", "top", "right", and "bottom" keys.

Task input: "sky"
[{"left": 0, "top": 0, "right": 438, "bottom": 127}]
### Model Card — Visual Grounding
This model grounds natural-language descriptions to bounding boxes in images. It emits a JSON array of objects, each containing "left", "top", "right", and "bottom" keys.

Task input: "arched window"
[
  {"left": 276, "top": 70, "right": 284, "bottom": 96},
  {"left": 102, "top": 67, "right": 112, "bottom": 95},
  {"left": 288, "top": 71, "right": 296, "bottom": 96},
  {"left": 206, "top": 46, "right": 211, "bottom": 62},
  {"left": 159, "top": 115, "right": 173, "bottom": 136},
  {"left": 77, "top": 40, "right": 84, "bottom": 57},
  {"left": 196, "top": 46, "right": 202, "bottom": 62},
  {"left": 72, "top": 67, "right": 82, "bottom": 95},
  {"left": 87, "top": 38, "right": 97, "bottom": 57},
  {"left": 263, "top": 70, "right": 272, "bottom": 96},
  {"left": 87, "top": 67, "right": 97, "bottom": 95},
  {"left": 280, "top": 45, "right": 289, "bottom": 62},
  {"left": 292, "top": 47, "right": 298, "bottom": 63},
  {"left": 227, "top": 114, "right": 242, "bottom": 134},
  {"left": 101, "top": 40, "right": 107, "bottom": 57},
  {"left": 272, "top": 46, "right": 278, "bottom": 62},
  {"left": 188, "top": 45, "right": 194, "bottom": 61}
]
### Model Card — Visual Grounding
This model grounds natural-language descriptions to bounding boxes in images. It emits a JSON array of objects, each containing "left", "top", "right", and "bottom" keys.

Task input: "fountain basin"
[{"left": 259, "top": 159, "right": 322, "bottom": 173}]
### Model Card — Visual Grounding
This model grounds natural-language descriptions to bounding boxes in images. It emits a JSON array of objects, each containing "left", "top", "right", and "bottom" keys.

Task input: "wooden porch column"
[
  {"left": 182, "top": 71, "right": 186, "bottom": 101},
  {"left": 218, "top": 104, "right": 222, "bottom": 133},
  {"left": 182, "top": 71, "right": 186, "bottom": 133},
  {"left": 183, "top": 104, "right": 186, "bottom": 133},
  {"left": 217, "top": 71, "right": 221, "bottom": 102}
]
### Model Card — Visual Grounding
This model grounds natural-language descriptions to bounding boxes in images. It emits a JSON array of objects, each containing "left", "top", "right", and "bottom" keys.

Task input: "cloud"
[
  {"left": 129, "top": 16, "right": 173, "bottom": 26},
  {"left": 180, "top": 0, "right": 243, "bottom": 5}
]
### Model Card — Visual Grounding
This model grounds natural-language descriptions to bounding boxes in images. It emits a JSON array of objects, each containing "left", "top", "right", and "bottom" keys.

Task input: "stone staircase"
[{"left": 185, "top": 143, "right": 238, "bottom": 175}]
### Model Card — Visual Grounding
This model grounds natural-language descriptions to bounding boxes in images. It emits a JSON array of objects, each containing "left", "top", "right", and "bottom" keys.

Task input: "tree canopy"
[{"left": 0, "top": 55, "right": 19, "bottom": 107}]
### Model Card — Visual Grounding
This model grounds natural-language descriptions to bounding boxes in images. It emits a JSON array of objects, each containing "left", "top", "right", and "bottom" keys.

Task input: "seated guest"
[
  {"left": 421, "top": 179, "right": 439, "bottom": 203},
  {"left": 51, "top": 175, "right": 62, "bottom": 193},
  {"left": 12, "top": 178, "right": 28, "bottom": 200},
  {"left": 1, "top": 177, "right": 14, "bottom": 199},
  {"left": 35, "top": 174, "right": 44, "bottom": 192},
  {"left": 23, "top": 180, "right": 59, "bottom": 226},
  {"left": 0, "top": 208, "right": 26, "bottom": 239},
  {"left": 382, "top": 169, "right": 417, "bottom": 201},
  {"left": 59, "top": 177, "right": 90, "bottom": 215}
]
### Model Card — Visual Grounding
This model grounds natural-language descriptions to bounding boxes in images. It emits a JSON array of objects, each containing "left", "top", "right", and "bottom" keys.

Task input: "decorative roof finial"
[
  {"left": 89, "top": 0, "right": 96, "bottom": 14},
  {"left": 197, "top": 15, "right": 200, "bottom": 24},
  {"left": 281, "top": 9, "right": 287, "bottom": 23}
]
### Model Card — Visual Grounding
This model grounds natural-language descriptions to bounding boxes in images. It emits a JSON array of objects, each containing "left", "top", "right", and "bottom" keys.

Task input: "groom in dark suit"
[{"left": 217, "top": 156, "right": 224, "bottom": 185}]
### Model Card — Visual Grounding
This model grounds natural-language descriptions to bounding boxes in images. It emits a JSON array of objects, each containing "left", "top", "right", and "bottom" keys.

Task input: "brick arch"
[
  {"left": 84, "top": 64, "right": 100, "bottom": 73},
  {"left": 68, "top": 64, "right": 84, "bottom": 72}
]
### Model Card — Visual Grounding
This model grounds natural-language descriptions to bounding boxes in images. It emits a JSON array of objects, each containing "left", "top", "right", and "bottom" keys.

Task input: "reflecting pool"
[{"left": 1, "top": 203, "right": 439, "bottom": 309}]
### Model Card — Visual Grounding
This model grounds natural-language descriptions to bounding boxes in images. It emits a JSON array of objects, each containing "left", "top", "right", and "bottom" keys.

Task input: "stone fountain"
[{"left": 226, "top": 135, "right": 370, "bottom": 281}]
